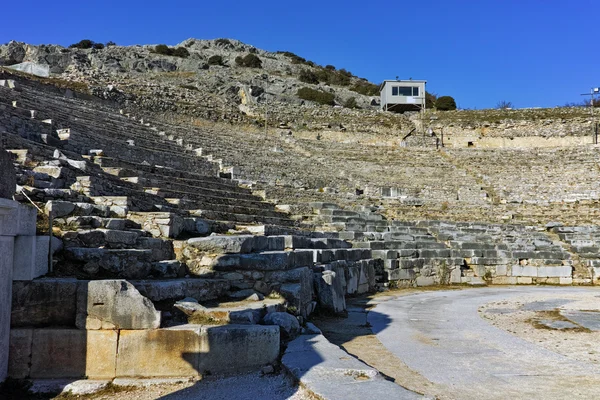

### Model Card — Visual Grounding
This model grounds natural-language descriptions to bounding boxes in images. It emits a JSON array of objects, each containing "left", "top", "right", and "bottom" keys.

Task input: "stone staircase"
[{"left": 307, "top": 202, "right": 583, "bottom": 286}]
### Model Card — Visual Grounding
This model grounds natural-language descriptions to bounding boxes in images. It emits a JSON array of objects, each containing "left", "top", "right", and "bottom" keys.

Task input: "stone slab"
[
  {"left": 29, "top": 329, "right": 117, "bottom": 379},
  {"left": 560, "top": 310, "right": 600, "bottom": 331},
  {"left": 282, "top": 332, "right": 422, "bottom": 400},
  {"left": 0, "top": 198, "right": 19, "bottom": 236},
  {"left": 76, "top": 280, "right": 161, "bottom": 330},
  {"left": 11, "top": 278, "right": 79, "bottom": 327},
  {"left": 12, "top": 235, "right": 48, "bottom": 281},
  {"left": 199, "top": 324, "right": 280, "bottom": 373},
  {"left": 0, "top": 236, "right": 14, "bottom": 382},
  {"left": 0, "top": 150, "right": 16, "bottom": 199},
  {"left": 116, "top": 327, "right": 203, "bottom": 378},
  {"left": 7, "top": 328, "right": 32, "bottom": 379}
]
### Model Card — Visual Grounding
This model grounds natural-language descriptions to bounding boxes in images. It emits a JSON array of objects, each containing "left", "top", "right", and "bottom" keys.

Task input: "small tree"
[
  {"left": 344, "top": 97, "right": 359, "bottom": 109},
  {"left": 425, "top": 91, "right": 438, "bottom": 109},
  {"left": 69, "top": 39, "right": 94, "bottom": 49},
  {"left": 106, "top": 41, "right": 117, "bottom": 47},
  {"left": 299, "top": 69, "right": 319, "bottom": 84},
  {"left": 496, "top": 100, "right": 513, "bottom": 110},
  {"left": 172, "top": 47, "right": 190, "bottom": 58},
  {"left": 207, "top": 55, "right": 224, "bottom": 66},
  {"left": 297, "top": 87, "right": 335, "bottom": 105},
  {"left": 435, "top": 96, "right": 457, "bottom": 111},
  {"left": 235, "top": 53, "right": 262, "bottom": 68},
  {"left": 153, "top": 44, "right": 190, "bottom": 58},
  {"left": 92, "top": 42, "right": 105, "bottom": 50},
  {"left": 154, "top": 44, "right": 171, "bottom": 55}
]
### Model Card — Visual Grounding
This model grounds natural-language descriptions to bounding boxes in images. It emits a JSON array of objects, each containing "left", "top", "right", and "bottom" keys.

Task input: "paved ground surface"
[
  {"left": 282, "top": 325, "right": 423, "bottom": 400},
  {"left": 14, "top": 372, "right": 314, "bottom": 400},
  {"left": 369, "top": 286, "right": 600, "bottom": 400}
]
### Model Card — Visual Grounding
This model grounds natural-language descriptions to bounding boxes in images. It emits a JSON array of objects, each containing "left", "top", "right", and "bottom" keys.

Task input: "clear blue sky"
[{"left": 1, "top": 1, "right": 598, "bottom": 109}]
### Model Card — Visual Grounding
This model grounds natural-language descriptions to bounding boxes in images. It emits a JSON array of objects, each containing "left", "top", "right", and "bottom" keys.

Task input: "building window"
[{"left": 392, "top": 86, "right": 420, "bottom": 97}]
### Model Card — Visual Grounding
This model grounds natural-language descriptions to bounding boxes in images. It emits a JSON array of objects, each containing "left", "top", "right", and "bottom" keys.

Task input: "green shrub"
[
  {"left": 344, "top": 97, "right": 359, "bottom": 109},
  {"left": 106, "top": 41, "right": 117, "bottom": 47},
  {"left": 208, "top": 55, "right": 224, "bottom": 65},
  {"left": 297, "top": 87, "right": 335, "bottom": 105},
  {"left": 435, "top": 96, "right": 457, "bottom": 111},
  {"left": 299, "top": 69, "right": 319, "bottom": 84},
  {"left": 215, "top": 38, "right": 233, "bottom": 48},
  {"left": 92, "top": 42, "right": 105, "bottom": 50},
  {"left": 154, "top": 44, "right": 170, "bottom": 55},
  {"left": 235, "top": 53, "right": 262, "bottom": 68},
  {"left": 172, "top": 47, "right": 190, "bottom": 58},
  {"left": 152, "top": 44, "right": 190, "bottom": 58},
  {"left": 325, "top": 64, "right": 336, "bottom": 71},
  {"left": 277, "top": 50, "right": 315, "bottom": 66},
  {"left": 69, "top": 39, "right": 94, "bottom": 49},
  {"left": 350, "top": 81, "right": 379, "bottom": 96}
]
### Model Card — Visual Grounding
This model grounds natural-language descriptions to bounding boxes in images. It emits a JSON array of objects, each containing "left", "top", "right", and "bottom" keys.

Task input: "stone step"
[
  {"left": 209, "top": 250, "right": 315, "bottom": 272},
  {"left": 9, "top": 324, "right": 278, "bottom": 379},
  {"left": 60, "top": 248, "right": 174, "bottom": 279},
  {"left": 145, "top": 187, "right": 271, "bottom": 211},
  {"left": 61, "top": 229, "right": 145, "bottom": 248},
  {"left": 190, "top": 209, "right": 297, "bottom": 227},
  {"left": 60, "top": 216, "right": 129, "bottom": 230},
  {"left": 10, "top": 278, "right": 232, "bottom": 329},
  {"left": 174, "top": 297, "right": 286, "bottom": 325},
  {"left": 122, "top": 175, "right": 259, "bottom": 201},
  {"left": 88, "top": 156, "right": 229, "bottom": 185}
]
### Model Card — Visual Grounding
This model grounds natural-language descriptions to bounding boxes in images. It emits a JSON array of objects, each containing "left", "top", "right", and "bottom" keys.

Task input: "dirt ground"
[{"left": 478, "top": 292, "right": 600, "bottom": 363}]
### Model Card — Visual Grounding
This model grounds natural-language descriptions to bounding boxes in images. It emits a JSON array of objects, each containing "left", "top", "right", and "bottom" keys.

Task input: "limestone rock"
[
  {"left": 263, "top": 312, "right": 301, "bottom": 340},
  {"left": 45, "top": 200, "right": 75, "bottom": 217},
  {"left": 173, "top": 297, "right": 206, "bottom": 316},
  {"left": 76, "top": 280, "right": 161, "bottom": 330},
  {"left": 315, "top": 267, "right": 346, "bottom": 314}
]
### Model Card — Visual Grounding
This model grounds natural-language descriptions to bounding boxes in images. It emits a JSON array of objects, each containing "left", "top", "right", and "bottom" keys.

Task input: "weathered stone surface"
[
  {"left": 315, "top": 267, "right": 346, "bottom": 314},
  {"left": 132, "top": 279, "right": 230, "bottom": 302},
  {"left": 28, "top": 329, "right": 118, "bottom": 379},
  {"left": 11, "top": 279, "right": 78, "bottom": 327},
  {"left": 115, "top": 324, "right": 279, "bottom": 377},
  {"left": 45, "top": 200, "right": 76, "bottom": 217},
  {"left": 116, "top": 327, "right": 203, "bottom": 378},
  {"left": 76, "top": 280, "right": 161, "bottom": 330},
  {"left": 12, "top": 235, "right": 49, "bottom": 281},
  {"left": 199, "top": 324, "right": 280, "bottom": 373},
  {"left": 7, "top": 329, "right": 32, "bottom": 378},
  {"left": 263, "top": 312, "right": 300, "bottom": 340},
  {"left": 0, "top": 150, "right": 16, "bottom": 199},
  {"left": 0, "top": 236, "right": 15, "bottom": 382},
  {"left": 187, "top": 235, "right": 255, "bottom": 254}
]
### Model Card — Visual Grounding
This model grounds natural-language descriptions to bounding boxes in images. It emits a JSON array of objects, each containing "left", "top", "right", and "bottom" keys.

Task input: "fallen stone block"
[
  {"left": 315, "top": 267, "right": 346, "bottom": 314},
  {"left": 282, "top": 332, "right": 422, "bottom": 400},
  {"left": 76, "top": 280, "right": 161, "bottom": 330},
  {"left": 263, "top": 312, "right": 301, "bottom": 340}
]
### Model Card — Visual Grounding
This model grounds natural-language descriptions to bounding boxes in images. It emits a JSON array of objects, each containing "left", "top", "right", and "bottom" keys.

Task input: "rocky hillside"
[
  {"left": 0, "top": 38, "right": 417, "bottom": 135},
  {"left": 1, "top": 38, "right": 595, "bottom": 140}
]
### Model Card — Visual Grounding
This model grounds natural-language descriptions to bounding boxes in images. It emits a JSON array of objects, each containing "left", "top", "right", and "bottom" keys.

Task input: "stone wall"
[
  {"left": 0, "top": 198, "right": 42, "bottom": 383},
  {"left": 0, "top": 149, "right": 47, "bottom": 383}
]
